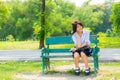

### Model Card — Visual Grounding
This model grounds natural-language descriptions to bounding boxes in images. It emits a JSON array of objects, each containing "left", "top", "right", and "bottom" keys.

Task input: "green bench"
[{"left": 41, "top": 35, "right": 100, "bottom": 75}]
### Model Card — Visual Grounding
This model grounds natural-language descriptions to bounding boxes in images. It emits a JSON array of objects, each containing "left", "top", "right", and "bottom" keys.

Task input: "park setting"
[{"left": 0, "top": 0, "right": 120, "bottom": 80}]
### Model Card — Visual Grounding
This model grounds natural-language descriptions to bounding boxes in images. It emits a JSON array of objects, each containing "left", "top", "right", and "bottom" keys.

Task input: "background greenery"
[
  {"left": 0, "top": 0, "right": 120, "bottom": 41},
  {"left": 0, "top": 36, "right": 120, "bottom": 50},
  {"left": 0, "top": 61, "right": 42, "bottom": 80},
  {"left": 0, "top": 0, "right": 120, "bottom": 49}
]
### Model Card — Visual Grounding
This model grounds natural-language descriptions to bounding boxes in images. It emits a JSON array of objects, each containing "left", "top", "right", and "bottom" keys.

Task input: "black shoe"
[
  {"left": 85, "top": 67, "right": 90, "bottom": 76},
  {"left": 75, "top": 68, "right": 80, "bottom": 76}
]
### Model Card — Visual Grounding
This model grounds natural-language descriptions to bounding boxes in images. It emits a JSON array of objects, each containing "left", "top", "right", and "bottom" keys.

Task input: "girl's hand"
[{"left": 70, "top": 48, "right": 77, "bottom": 52}]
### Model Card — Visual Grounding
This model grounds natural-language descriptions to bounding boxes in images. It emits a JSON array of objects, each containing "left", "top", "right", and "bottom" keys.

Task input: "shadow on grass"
[
  {"left": 66, "top": 68, "right": 95, "bottom": 76},
  {"left": 45, "top": 68, "right": 95, "bottom": 77}
]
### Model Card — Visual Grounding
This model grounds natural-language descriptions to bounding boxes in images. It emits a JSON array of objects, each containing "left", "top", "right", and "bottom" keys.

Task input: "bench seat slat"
[
  {"left": 46, "top": 36, "right": 73, "bottom": 45},
  {"left": 43, "top": 55, "right": 72, "bottom": 58},
  {"left": 47, "top": 48, "right": 71, "bottom": 53},
  {"left": 46, "top": 36, "right": 99, "bottom": 45}
]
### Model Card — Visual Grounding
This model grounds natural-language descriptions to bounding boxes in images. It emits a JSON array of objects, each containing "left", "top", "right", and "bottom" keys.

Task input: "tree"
[
  {"left": 55, "top": 0, "right": 76, "bottom": 17},
  {"left": 40, "top": 0, "right": 45, "bottom": 48},
  {"left": 0, "top": 1, "right": 9, "bottom": 24},
  {"left": 0, "top": 0, "right": 42, "bottom": 40},
  {"left": 110, "top": 2, "right": 120, "bottom": 34},
  {"left": 48, "top": 0, "right": 75, "bottom": 36},
  {"left": 91, "top": 3, "right": 112, "bottom": 33},
  {"left": 72, "top": 5, "right": 104, "bottom": 33}
]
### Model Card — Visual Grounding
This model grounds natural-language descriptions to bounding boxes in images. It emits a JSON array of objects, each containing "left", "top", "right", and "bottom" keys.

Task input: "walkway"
[{"left": 0, "top": 48, "right": 120, "bottom": 62}]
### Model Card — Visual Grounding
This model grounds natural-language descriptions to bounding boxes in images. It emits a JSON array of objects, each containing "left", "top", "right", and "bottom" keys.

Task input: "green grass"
[
  {"left": 0, "top": 61, "right": 73, "bottom": 80},
  {"left": 44, "top": 62, "right": 120, "bottom": 80},
  {"left": 0, "top": 61, "right": 42, "bottom": 80},
  {"left": 0, "top": 41, "right": 39, "bottom": 50},
  {"left": 95, "top": 62, "right": 120, "bottom": 80},
  {"left": 65, "top": 62, "right": 120, "bottom": 80},
  {"left": 0, "top": 61, "right": 120, "bottom": 80},
  {"left": 0, "top": 37, "right": 120, "bottom": 50},
  {"left": 98, "top": 37, "right": 120, "bottom": 48}
]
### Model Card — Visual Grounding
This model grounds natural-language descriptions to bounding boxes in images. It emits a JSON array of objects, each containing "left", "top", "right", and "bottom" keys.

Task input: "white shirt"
[{"left": 72, "top": 30, "right": 90, "bottom": 46}]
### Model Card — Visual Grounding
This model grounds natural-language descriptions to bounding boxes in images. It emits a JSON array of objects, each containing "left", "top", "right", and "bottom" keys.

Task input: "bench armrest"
[{"left": 91, "top": 46, "right": 100, "bottom": 57}]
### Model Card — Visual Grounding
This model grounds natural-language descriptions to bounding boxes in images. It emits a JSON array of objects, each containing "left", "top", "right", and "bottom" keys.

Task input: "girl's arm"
[
  {"left": 75, "top": 32, "right": 81, "bottom": 48},
  {"left": 75, "top": 32, "right": 89, "bottom": 49}
]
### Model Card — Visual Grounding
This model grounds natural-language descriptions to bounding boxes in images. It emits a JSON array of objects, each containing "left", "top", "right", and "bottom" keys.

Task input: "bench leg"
[
  {"left": 93, "top": 56, "right": 97, "bottom": 75},
  {"left": 44, "top": 58, "right": 50, "bottom": 70},
  {"left": 42, "top": 57, "right": 50, "bottom": 75},
  {"left": 96, "top": 56, "right": 99, "bottom": 70},
  {"left": 42, "top": 57, "right": 45, "bottom": 75}
]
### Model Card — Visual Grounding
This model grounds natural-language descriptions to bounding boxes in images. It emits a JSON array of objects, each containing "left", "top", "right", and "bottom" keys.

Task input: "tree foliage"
[
  {"left": 72, "top": 5, "right": 104, "bottom": 33},
  {"left": 0, "top": 0, "right": 117, "bottom": 41},
  {"left": 110, "top": 2, "right": 120, "bottom": 34},
  {"left": 0, "top": 1, "right": 9, "bottom": 24}
]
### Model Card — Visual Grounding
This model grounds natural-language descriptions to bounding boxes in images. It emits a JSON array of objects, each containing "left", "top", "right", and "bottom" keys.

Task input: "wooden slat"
[
  {"left": 43, "top": 55, "right": 72, "bottom": 58},
  {"left": 46, "top": 35, "right": 99, "bottom": 45},
  {"left": 90, "top": 35, "right": 99, "bottom": 44},
  {"left": 46, "top": 36, "right": 73, "bottom": 45},
  {"left": 47, "top": 48, "right": 71, "bottom": 53}
]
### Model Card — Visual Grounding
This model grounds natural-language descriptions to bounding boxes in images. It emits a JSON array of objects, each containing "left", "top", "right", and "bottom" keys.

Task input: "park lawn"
[
  {"left": 0, "top": 61, "right": 42, "bottom": 80},
  {"left": 0, "top": 41, "right": 39, "bottom": 50},
  {"left": 0, "top": 61, "right": 73, "bottom": 80},
  {"left": 0, "top": 37, "right": 120, "bottom": 50},
  {"left": 0, "top": 61, "right": 120, "bottom": 80},
  {"left": 95, "top": 62, "right": 120, "bottom": 80},
  {"left": 98, "top": 37, "right": 120, "bottom": 48}
]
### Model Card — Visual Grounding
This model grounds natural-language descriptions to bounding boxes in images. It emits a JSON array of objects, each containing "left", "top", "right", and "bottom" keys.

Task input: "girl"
[{"left": 71, "top": 20, "right": 91, "bottom": 76}]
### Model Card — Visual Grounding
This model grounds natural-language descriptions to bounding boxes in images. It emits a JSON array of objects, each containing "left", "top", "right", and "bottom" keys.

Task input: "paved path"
[
  {"left": 0, "top": 48, "right": 120, "bottom": 61},
  {"left": 0, "top": 50, "right": 40, "bottom": 61}
]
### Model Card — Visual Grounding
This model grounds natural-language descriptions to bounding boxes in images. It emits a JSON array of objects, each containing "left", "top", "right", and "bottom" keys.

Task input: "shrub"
[
  {"left": 98, "top": 32, "right": 106, "bottom": 37},
  {"left": 6, "top": 35, "right": 15, "bottom": 42},
  {"left": 106, "top": 29, "right": 114, "bottom": 37}
]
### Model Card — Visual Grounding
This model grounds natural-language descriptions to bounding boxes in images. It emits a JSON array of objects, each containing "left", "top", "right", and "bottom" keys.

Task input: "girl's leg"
[
  {"left": 74, "top": 52, "right": 81, "bottom": 75},
  {"left": 81, "top": 52, "right": 90, "bottom": 75},
  {"left": 80, "top": 52, "right": 88, "bottom": 68},
  {"left": 74, "top": 52, "right": 80, "bottom": 68}
]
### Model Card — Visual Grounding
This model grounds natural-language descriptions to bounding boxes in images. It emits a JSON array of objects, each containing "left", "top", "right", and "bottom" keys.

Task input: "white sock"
[
  {"left": 75, "top": 67, "right": 79, "bottom": 69},
  {"left": 85, "top": 67, "right": 89, "bottom": 69}
]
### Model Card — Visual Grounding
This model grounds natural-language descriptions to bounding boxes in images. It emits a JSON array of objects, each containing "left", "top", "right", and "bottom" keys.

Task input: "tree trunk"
[
  {"left": 39, "top": 33, "right": 45, "bottom": 49},
  {"left": 39, "top": 0, "right": 45, "bottom": 49}
]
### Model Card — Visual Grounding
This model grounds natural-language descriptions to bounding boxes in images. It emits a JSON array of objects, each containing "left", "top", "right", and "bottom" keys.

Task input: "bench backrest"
[{"left": 46, "top": 35, "right": 99, "bottom": 45}]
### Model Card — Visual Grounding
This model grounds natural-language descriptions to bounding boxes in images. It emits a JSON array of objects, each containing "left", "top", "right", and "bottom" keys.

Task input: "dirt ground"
[{"left": 15, "top": 63, "right": 97, "bottom": 80}]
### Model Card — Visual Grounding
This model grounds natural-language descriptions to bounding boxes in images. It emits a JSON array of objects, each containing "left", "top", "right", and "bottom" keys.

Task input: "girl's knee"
[
  {"left": 74, "top": 52, "right": 80, "bottom": 58},
  {"left": 81, "top": 52, "right": 86, "bottom": 57}
]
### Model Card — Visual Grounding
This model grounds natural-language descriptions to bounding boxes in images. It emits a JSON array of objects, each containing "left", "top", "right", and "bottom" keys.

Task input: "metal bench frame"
[{"left": 41, "top": 35, "right": 100, "bottom": 75}]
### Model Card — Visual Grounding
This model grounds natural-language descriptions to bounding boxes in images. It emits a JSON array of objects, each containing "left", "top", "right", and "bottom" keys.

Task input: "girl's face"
[{"left": 76, "top": 24, "right": 83, "bottom": 32}]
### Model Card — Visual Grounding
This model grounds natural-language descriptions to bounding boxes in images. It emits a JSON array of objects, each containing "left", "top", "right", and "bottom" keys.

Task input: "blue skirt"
[{"left": 72, "top": 46, "right": 92, "bottom": 58}]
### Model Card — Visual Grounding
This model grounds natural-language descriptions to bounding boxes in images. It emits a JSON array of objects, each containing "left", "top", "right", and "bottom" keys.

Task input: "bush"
[
  {"left": 98, "top": 37, "right": 120, "bottom": 48},
  {"left": 6, "top": 35, "right": 15, "bottom": 42},
  {"left": 98, "top": 32, "right": 106, "bottom": 37},
  {"left": 106, "top": 29, "right": 114, "bottom": 37}
]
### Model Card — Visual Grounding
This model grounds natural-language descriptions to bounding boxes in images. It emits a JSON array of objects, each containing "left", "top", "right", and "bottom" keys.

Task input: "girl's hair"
[{"left": 72, "top": 20, "right": 84, "bottom": 34}]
